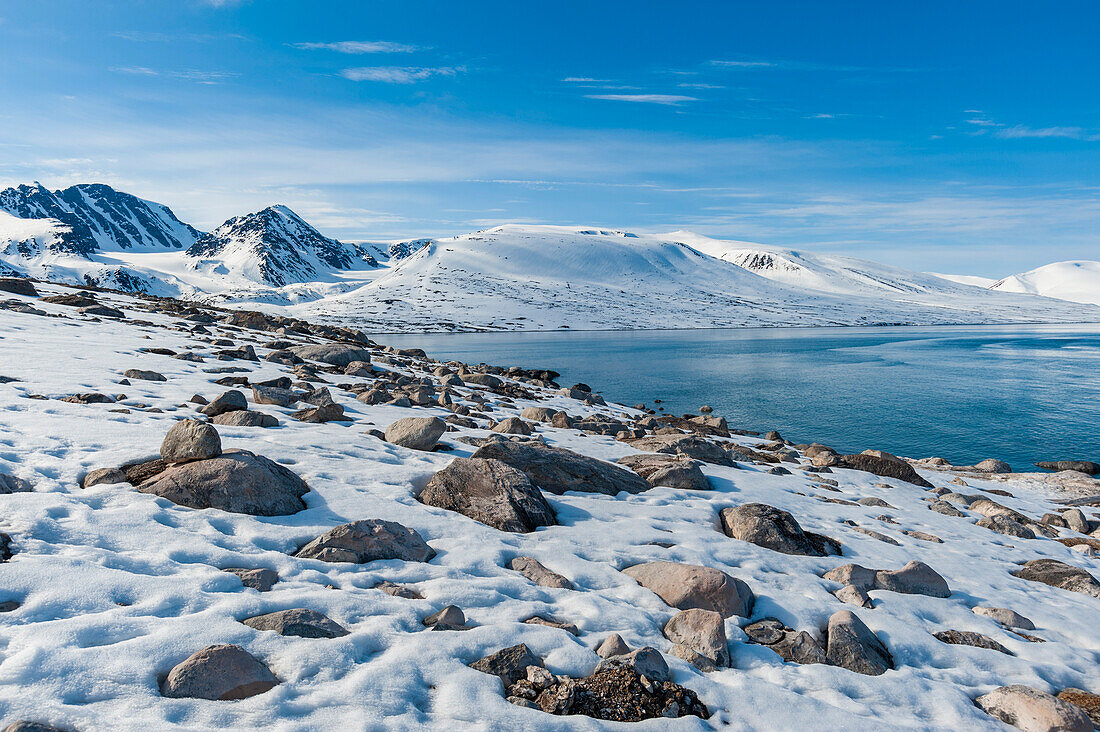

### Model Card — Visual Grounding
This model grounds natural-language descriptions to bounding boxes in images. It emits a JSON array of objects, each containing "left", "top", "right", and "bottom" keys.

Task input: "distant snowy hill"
[
  {"left": 928, "top": 273, "right": 998, "bottom": 288},
  {"left": 2, "top": 182, "right": 1098, "bottom": 330},
  {"left": 990, "top": 261, "right": 1100, "bottom": 306},
  {"left": 186, "top": 205, "right": 377, "bottom": 287}
]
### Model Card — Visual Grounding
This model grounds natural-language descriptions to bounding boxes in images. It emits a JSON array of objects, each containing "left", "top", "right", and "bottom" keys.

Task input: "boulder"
[
  {"left": 933, "top": 630, "right": 1012, "bottom": 655},
  {"left": 1011, "top": 559, "right": 1100, "bottom": 599},
  {"left": 1036, "top": 460, "right": 1100, "bottom": 476},
  {"left": 824, "top": 561, "right": 950, "bottom": 598},
  {"left": 471, "top": 441, "right": 649, "bottom": 496},
  {"left": 973, "top": 606, "right": 1034, "bottom": 630},
  {"left": 595, "top": 634, "right": 631, "bottom": 659},
  {"left": 836, "top": 454, "right": 933, "bottom": 488},
  {"left": 198, "top": 390, "right": 247, "bottom": 417},
  {"left": 471, "top": 644, "right": 541, "bottom": 687},
  {"left": 291, "top": 403, "right": 345, "bottom": 423},
  {"left": 719, "top": 503, "right": 841, "bottom": 556},
  {"left": 508, "top": 556, "right": 574, "bottom": 589},
  {"left": 160, "top": 644, "right": 278, "bottom": 700},
  {"left": 160, "top": 419, "right": 223, "bottom": 464},
  {"left": 290, "top": 344, "right": 372, "bottom": 367},
  {"left": 385, "top": 417, "right": 446, "bottom": 451},
  {"left": 223, "top": 567, "right": 279, "bottom": 592},
  {"left": 492, "top": 417, "right": 531, "bottom": 435},
  {"left": 0, "top": 278, "right": 38, "bottom": 296},
  {"left": 123, "top": 369, "right": 166, "bottom": 382},
  {"left": 663, "top": 609, "right": 729, "bottom": 666},
  {"left": 463, "top": 373, "right": 503, "bottom": 388},
  {"left": 744, "top": 619, "right": 827, "bottom": 665},
  {"left": 520, "top": 406, "right": 559, "bottom": 423},
  {"left": 137, "top": 449, "right": 308, "bottom": 515},
  {"left": 417, "top": 458, "right": 555, "bottom": 532},
  {"left": 594, "top": 647, "right": 670, "bottom": 683},
  {"left": 251, "top": 385, "right": 298, "bottom": 407},
  {"left": 622, "top": 434, "right": 733, "bottom": 466},
  {"left": 976, "top": 685, "right": 1092, "bottom": 732},
  {"left": 835, "top": 584, "right": 873, "bottom": 608},
  {"left": 617, "top": 453, "right": 710, "bottom": 491},
  {"left": 975, "top": 458, "right": 1012, "bottom": 473},
  {"left": 623, "top": 561, "right": 753, "bottom": 618},
  {"left": 81, "top": 467, "right": 127, "bottom": 489},
  {"left": 978, "top": 515, "right": 1036, "bottom": 539},
  {"left": 295, "top": 519, "right": 435, "bottom": 564},
  {"left": 212, "top": 410, "right": 278, "bottom": 428},
  {"left": 0, "top": 472, "right": 33, "bottom": 494},
  {"left": 423, "top": 605, "right": 467, "bottom": 629},
  {"left": 243, "top": 608, "right": 348, "bottom": 638},
  {"left": 825, "top": 610, "right": 893, "bottom": 676}
]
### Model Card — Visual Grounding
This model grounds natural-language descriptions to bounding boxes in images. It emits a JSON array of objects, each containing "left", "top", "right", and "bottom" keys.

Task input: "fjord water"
[{"left": 383, "top": 324, "right": 1100, "bottom": 471}]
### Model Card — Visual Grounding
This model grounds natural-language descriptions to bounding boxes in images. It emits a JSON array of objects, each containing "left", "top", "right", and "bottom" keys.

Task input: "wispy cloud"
[
  {"left": 339, "top": 66, "right": 462, "bottom": 83},
  {"left": 678, "top": 82, "right": 724, "bottom": 89},
  {"left": 585, "top": 94, "right": 697, "bottom": 106},
  {"left": 710, "top": 60, "right": 777, "bottom": 68},
  {"left": 113, "top": 30, "right": 246, "bottom": 42},
  {"left": 562, "top": 77, "right": 612, "bottom": 83},
  {"left": 110, "top": 66, "right": 238, "bottom": 84},
  {"left": 995, "top": 125, "right": 1100, "bottom": 141},
  {"left": 290, "top": 40, "right": 418, "bottom": 54}
]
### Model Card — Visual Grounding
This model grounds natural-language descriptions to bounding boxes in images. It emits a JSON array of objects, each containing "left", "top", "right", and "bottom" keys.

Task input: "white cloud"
[
  {"left": 561, "top": 77, "right": 611, "bottom": 83},
  {"left": 678, "top": 82, "right": 724, "bottom": 89},
  {"left": 339, "top": 66, "right": 462, "bottom": 83},
  {"left": 110, "top": 67, "right": 237, "bottom": 84},
  {"left": 710, "top": 60, "right": 776, "bottom": 68},
  {"left": 291, "top": 41, "right": 418, "bottom": 54},
  {"left": 584, "top": 94, "right": 697, "bottom": 106},
  {"left": 995, "top": 125, "right": 1100, "bottom": 141}
]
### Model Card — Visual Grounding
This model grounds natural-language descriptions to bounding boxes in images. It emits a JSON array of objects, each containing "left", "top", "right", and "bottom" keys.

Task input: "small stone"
[
  {"left": 834, "top": 584, "right": 873, "bottom": 608},
  {"left": 223, "top": 567, "right": 279, "bottom": 592},
  {"left": 295, "top": 519, "right": 435, "bottom": 564},
  {"left": 508, "top": 556, "right": 574, "bottom": 589},
  {"left": 595, "top": 633, "right": 631, "bottom": 659},
  {"left": 242, "top": 608, "right": 348, "bottom": 638},
  {"left": 934, "top": 630, "right": 1013, "bottom": 655},
  {"left": 974, "top": 606, "right": 1035, "bottom": 630},
  {"left": 663, "top": 608, "right": 729, "bottom": 666},
  {"left": 123, "top": 369, "right": 166, "bottom": 382}
]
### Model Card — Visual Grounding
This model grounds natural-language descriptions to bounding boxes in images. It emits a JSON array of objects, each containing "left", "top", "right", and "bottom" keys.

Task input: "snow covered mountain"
[
  {"left": 293, "top": 225, "right": 1100, "bottom": 331},
  {"left": 186, "top": 205, "right": 377, "bottom": 287},
  {"left": 928, "top": 273, "right": 998, "bottom": 288},
  {"left": 990, "top": 261, "right": 1100, "bottom": 306},
  {"left": 0, "top": 182, "right": 200, "bottom": 255},
  {"left": 1, "top": 182, "right": 1098, "bottom": 331}
]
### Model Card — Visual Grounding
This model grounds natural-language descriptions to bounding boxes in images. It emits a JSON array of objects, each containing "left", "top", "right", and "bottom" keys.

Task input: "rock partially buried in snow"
[
  {"left": 223, "top": 567, "right": 279, "bottom": 592},
  {"left": 3, "top": 722, "right": 71, "bottom": 732},
  {"left": 508, "top": 556, "right": 574, "bottom": 589},
  {"left": 123, "top": 368, "right": 166, "bottom": 382},
  {"left": 825, "top": 560, "right": 950, "bottom": 598},
  {"left": 934, "top": 630, "right": 1013, "bottom": 655},
  {"left": 974, "top": 606, "right": 1035, "bottom": 630},
  {"left": 825, "top": 610, "right": 893, "bottom": 676},
  {"left": 837, "top": 453, "right": 933, "bottom": 488},
  {"left": 492, "top": 416, "right": 531, "bottom": 435},
  {"left": 616, "top": 453, "right": 710, "bottom": 491},
  {"left": 623, "top": 561, "right": 754, "bottom": 618},
  {"left": 1036, "top": 460, "right": 1100, "bottom": 476},
  {"left": 242, "top": 608, "right": 348, "bottom": 638},
  {"left": 198, "top": 390, "right": 248, "bottom": 417},
  {"left": 471, "top": 440, "right": 650, "bottom": 496},
  {"left": 212, "top": 410, "right": 279, "bottom": 428},
  {"left": 595, "top": 634, "right": 631, "bottom": 659},
  {"left": 1011, "top": 559, "right": 1100, "bottom": 599},
  {"left": 289, "top": 344, "right": 372, "bottom": 367},
  {"left": 0, "top": 472, "right": 33, "bottom": 494},
  {"left": 975, "top": 685, "right": 1092, "bottom": 732},
  {"left": 161, "top": 644, "right": 278, "bottom": 700},
  {"left": 251, "top": 384, "right": 298, "bottom": 407},
  {"left": 663, "top": 609, "right": 729, "bottom": 667},
  {"left": 622, "top": 434, "right": 733, "bottom": 466},
  {"left": 471, "top": 644, "right": 541, "bottom": 687},
  {"left": 594, "top": 647, "right": 670, "bottom": 683},
  {"left": 295, "top": 519, "right": 435, "bottom": 564},
  {"left": 81, "top": 467, "right": 127, "bottom": 488},
  {"left": 160, "top": 419, "right": 222, "bottom": 463},
  {"left": 719, "top": 503, "right": 841, "bottom": 556},
  {"left": 138, "top": 449, "right": 308, "bottom": 515},
  {"left": 385, "top": 417, "right": 446, "bottom": 451},
  {"left": 417, "top": 457, "right": 556, "bottom": 532}
]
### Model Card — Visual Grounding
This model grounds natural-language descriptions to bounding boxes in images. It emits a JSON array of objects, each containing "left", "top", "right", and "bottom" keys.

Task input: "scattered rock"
[
  {"left": 744, "top": 619, "right": 827, "bottom": 665},
  {"left": 520, "top": 406, "right": 559, "bottom": 423},
  {"left": 1011, "top": 559, "right": 1100, "bottom": 599},
  {"left": 594, "top": 647, "right": 670, "bottom": 683},
  {"left": 663, "top": 609, "right": 729, "bottom": 666},
  {"left": 0, "top": 472, "right": 33, "bottom": 493},
  {"left": 471, "top": 440, "right": 649, "bottom": 496},
  {"left": 978, "top": 514, "right": 1036, "bottom": 539},
  {"left": 123, "top": 368, "right": 166, "bottom": 382},
  {"left": 508, "top": 557, "right": 574, "bottom": 589},
  {"left": 901, "top": 529, "right": 943, "bottom": 543},
  {"left": 623, "top": 434, "right": 733, "bottom": 466},
  {"left": 243, "top": 608, "right": 349, "bottom": 638},
  {"left": 212, "top": 410, "right": 278, "bottom": 428},
  {"left": 973, "top": 607, "right": 1035, "bottom": 630},
  {"left": 251, "top": 385, "right": 298, "bottom": 407},
  {"left": 160, "top": 420, "right": 222, "bottom": 463},
  {"left": 0, "top": 277, "right": 38, "bottom": 296},
  {"left": 374, "top": 581, "right": 423, "bottom": 599},
  {"left": 198, "top": 390, "right": 248, "bottom": 417},
  {"left": 385, "top": 417, "right": 447, "bottom": 451},
  {"left": 720, "top": 503, "right": 841, "bottom": 556},
  {"left": 519, "top": 665, "right": 708, "bottom": 722},
  {"left": 825, "top": 560, "right": 950, "bottom": 597},
  {"left": 492, "top": 416, "right": 532, "bottom": 435},
  {"left": 934, "top": 630, "right": 1013, "bottom": 655},
  {"left": 837, "top": 453, "right": 933, "bottom": 488},
  {"left": 524, "top": 616, "right": 578, "bottom": 635},
  {"left": 81, "top": 467, "right": 127, "bottom": 488},
  {"left": 291, "top": 403, "right": 346, "bottom": 423},
  {"left": 160, "top": 644, "right": 278, "bottom": 700},
  {"left": 595, "top": 634, "right": 631, "bottom": 659},
  {"left": 975, "top": 685, "right": 1092, "bottom": 732},
  {"left": 223, "top": 567, "right": 279, "bottom": 592},
  {"left": 471, "top": 644, "right": 541, "bottom": 687},
  {"left": 1036, "top": 460, "right": 1100, "bottom": 476},
  {"left": 424, "top": 605, "right": 467, "bottom": 630},
  {"left": 623, "top": 561, "right": 753, "bottom": 618},
  {"left": 975, "top": 459, "right": 1012, "bottom": 473},
  {"left": 825, "top": 610, "right": 893, "bottom": 676},
  {"left": 617, "top": 453, "right": 710, "bottom": 491},
  {"left": 834, "top": 584, "right": 873, "bottom": 608},
  {"left": 295, "top": 519, "right": 435, "bottom": 564},
  {"left": 417, "top": 457, "right": 556, "bottom": 532},
  {"left": 138, "top": 449, "right": 308, "bottom": 515},
  {"left": 289, "top": 344, "right": 372, "bottom": 367}
]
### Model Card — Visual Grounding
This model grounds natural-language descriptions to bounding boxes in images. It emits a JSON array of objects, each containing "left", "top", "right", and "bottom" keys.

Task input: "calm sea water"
[{"left": 381, "top": 324, "right": 1100, "bottom": 471}]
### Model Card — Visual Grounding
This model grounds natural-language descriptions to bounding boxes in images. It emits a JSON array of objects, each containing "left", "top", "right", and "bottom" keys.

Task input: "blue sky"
[{"left": 1, "top": 0, "right": 1098, "bottom": 274}]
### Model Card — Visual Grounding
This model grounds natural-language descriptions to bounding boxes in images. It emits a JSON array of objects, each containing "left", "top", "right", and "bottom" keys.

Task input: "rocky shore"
[{"left": 0, "top": 275, "right": 1098, "bottom": 731}]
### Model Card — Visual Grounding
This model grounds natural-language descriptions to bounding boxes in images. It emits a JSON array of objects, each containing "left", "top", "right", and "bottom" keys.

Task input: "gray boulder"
[
  {"left": 212, "top": 410, "right": 278, "bottom": 428},
  {"left": 622, "top": 434, "right": 733, "bottom": 466},
  {"left": 825, "top": 561, "right": 950, "bottom": 598},
  {"left": 137, "top": 449, "right": 308, "bottom": 515},
  {"left": 719, "top": 503, "right": 841, "bottom": 556},
  {"left": 123, "top": 369, "right": 166, "bottom": 382},
  {"left": 520, "top": 406, "right": 559, "bottom": 423},
  {"left": 290, "top": 344, "right": 372, "bottom": 367},
  {"left": 385, "top": 417, "right": 446, "bottom": 451},
  {"left": 463, "top": 373, "right": 503, "bottom": 388},
  {"left": 251, "top": 385, "right": 298, "bottom": 407},
  {"left": 198, "top": 390, "right": 248, "bottom": 417},
  {"left": 242, "top": 608, "right": 348, "bottom": 638},
  {"left": 1036, "top": 460, "right": 1100, "bottom": 476},
  {"left": 295, "top": 519, "right": 435, "bottom": 564},
  {"left": 1012, "top": 559, "right": 1100, "bottom": 599},
  {"left": 160, "top": 419, "right": 222, "bottom": 463},
  {"left": 973, "top": 606, "right": 1034, "bottom": 630},
  {"left": 492, "top": 417, "right": 532, "bottom": 435},
  {"left": 976, "top": 685, "right": 1092, "bottom": 732},
  {"left": 161, "top": 644, "right": 278, "bottom": 700},
  {"left": 417, "top": 457, "right": 556, "bottom": 532},
  {"left": 0, "top": 473, "right": 33, "bottom": 494},
  {"left": 595, "top": 634, "right": 631, "bottom": 659},
  {"left": 837, "top": 454, "right": 933, "bottom": 488},
  {"left": 623, "top": 561, "right": 753, "bottom": 618},
  {"left": 508, "top": 556, "right": 574, "bottom": 590},
  {"left": 223, "top": 567, "right": 279, "bottom": 592},
  {"left": 471, "top": 441, "right": 649, "bottom": 496},
  {"left": 616, "top": 453, "right": 710, "bottom": 491},
  {"left": 933, "top": 630, "right": 1012, "bottom": 655},
  {"left": 594, "top": 647, "right": 670, "bottom": 683},
  {"left": 471, "top": 644, "right": 541, "bottom": 687},
  {"left": 825, "top": 610, "right": 893, "bottom": 676},
  {"left": 663, "top": 609, "right": 729, "bottom": 667}
]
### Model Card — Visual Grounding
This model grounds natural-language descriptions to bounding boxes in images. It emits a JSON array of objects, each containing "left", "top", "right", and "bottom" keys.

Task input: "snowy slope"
[
  {"left": 292, "top": 225, "right": 1100, "bottom": 332},
  {"left": 991, "top": 261, "right": 1100, "bottom": 306},
  {"left": 930, "top": 273, "right": 999, "bottom": 288},
  {"left": 0, "top": 282, "right": 1098, "bottom": 730}
]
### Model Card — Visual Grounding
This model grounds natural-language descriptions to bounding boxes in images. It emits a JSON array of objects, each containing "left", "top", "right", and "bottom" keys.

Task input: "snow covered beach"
[{"left": 1, "top": 277, "right": 1099, "bottom": 731}]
